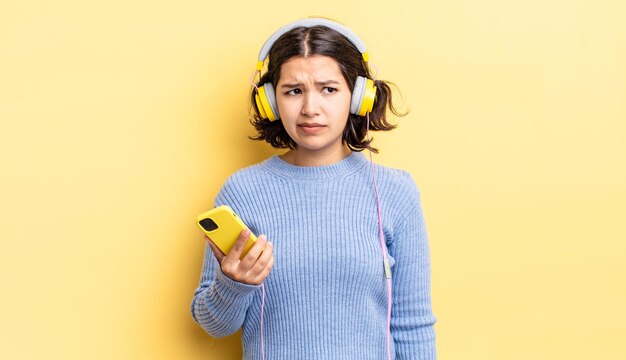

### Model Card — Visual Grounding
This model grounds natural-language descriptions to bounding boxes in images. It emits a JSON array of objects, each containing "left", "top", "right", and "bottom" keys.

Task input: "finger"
[
  {"left": 248, "top": 240, "right": 273, "bottom": 280},
  {"left": 239, "top": 235, "right": 267, "bottom": 269},
  {"left": 225, "top": 229, "right": 251, "bottom": 261},
  {"left": 253, "top": 240, "right": 273, "bottom": 271},
  {"left": 205, "top": 235, "right": 225, "bottom": 262},
  {"left": 252, "top": 253, "right": 275, "bottom": 284}
]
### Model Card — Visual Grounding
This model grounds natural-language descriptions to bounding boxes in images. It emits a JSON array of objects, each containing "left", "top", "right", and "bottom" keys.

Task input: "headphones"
[{"left": 254, "top": 18, "right": 377, "bottom": 122}]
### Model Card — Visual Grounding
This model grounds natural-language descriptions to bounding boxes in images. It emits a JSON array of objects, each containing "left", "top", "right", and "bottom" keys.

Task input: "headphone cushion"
[
  {"left": 351, "top": 76, "right": 366, "bottom": 115},
  {"left": 359, "top": 78, "right": 377, "bottom": 116},
  {"left": 264, "top": 83, "right": 280, "bottom": 120},
  {"left": 257, "top": 83, "right": 280, "bottom": 121}
]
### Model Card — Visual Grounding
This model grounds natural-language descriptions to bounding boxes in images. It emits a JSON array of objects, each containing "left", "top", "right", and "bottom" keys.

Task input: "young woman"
[{"left": 191, "top": 18, "right": 437, "bottom": 359}]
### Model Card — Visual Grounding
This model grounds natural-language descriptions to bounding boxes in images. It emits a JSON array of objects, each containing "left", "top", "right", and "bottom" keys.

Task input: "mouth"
[
  {"left": 298, "top": 122, "right": 325, "bottom": 128},
  {"left": 298, "top": 122, "right": 326, "bottom": 134}
]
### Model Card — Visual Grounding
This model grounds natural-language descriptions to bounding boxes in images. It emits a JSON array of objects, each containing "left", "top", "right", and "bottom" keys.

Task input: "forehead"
[{"left": 278, "top": 55, "right": 345, "bottom": 82}]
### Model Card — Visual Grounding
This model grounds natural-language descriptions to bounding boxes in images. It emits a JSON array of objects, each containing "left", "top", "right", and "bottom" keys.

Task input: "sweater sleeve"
[
  {"left": 190, "top": 240, "right": 260, "bottom": 338},
  {"left": 389, "top": 178, "right": 437, "bottom": 359},
  {"left": 190, "top": 176, "right": 261, "bottom": 338}
]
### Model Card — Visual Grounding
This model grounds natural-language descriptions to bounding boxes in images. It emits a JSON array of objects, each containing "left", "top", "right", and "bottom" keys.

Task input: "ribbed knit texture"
[{"left": 191, "top": 152, "right": 437, "bottom": 359}]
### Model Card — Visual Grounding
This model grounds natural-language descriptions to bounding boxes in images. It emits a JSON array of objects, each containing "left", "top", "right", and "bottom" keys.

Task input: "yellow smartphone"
[{"left": 196, "top": 205, "right": 256, "bottom": 257}]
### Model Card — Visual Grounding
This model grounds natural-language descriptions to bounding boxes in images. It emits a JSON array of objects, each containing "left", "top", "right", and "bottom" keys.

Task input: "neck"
[{"left": 281, "top": 146, "right": 352, "bottom": 167}]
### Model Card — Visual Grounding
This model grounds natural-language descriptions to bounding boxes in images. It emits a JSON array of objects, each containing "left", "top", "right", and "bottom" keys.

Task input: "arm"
[
  {"left": 389, "top": 187, "right": 437, "bottom": 359},
  {"left": 190, "top": 239, "right": 260, "bottom": 338},
  {"left": 191, "top": 214, "right": 274, "bottom": 338},
  {"left": 191, "top": 172, "right": 274, "bottom": 337}
]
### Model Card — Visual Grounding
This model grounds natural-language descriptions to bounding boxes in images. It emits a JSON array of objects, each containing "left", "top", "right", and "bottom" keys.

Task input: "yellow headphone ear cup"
[
  {"left": 359, "top": 78, "right": 377, "bottom": 116},
  {"left": 255, "top": 91, "right": 268, "bottom": 120},
  {"left": 351, "top": 76, "right": 377, "bottom": 116},
  {"left": 255, "top": 84, "right": 279, "bottom": 121}
]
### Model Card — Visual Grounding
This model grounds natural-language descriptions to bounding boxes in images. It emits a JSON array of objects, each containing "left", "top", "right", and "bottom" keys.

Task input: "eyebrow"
[{"left": 280, "top": 80, "right": 341, "bottom": 88}]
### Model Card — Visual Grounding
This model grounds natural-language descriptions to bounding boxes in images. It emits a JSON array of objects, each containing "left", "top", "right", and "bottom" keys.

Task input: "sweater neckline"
[{"left": 262, "top": 151, "right": 368, "bottom": 180}]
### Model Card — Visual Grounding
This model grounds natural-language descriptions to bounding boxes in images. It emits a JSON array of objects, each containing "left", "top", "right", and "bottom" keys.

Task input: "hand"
[{"left": 205, "top": 229, "right": 274, "bottom": 285}]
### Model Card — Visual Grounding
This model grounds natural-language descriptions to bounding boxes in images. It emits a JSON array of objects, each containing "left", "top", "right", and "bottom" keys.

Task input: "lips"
[
  {"left": 298, "top": 122, "right": 325, "bottom": 128},
  {"left": 298, "top": 122, "right": 326, "bottom": 134}
]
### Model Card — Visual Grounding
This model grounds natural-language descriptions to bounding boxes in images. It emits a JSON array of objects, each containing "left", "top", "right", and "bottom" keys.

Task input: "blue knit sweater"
[{"left": 191, "top": 152, "right": 436, "bottom": 359}]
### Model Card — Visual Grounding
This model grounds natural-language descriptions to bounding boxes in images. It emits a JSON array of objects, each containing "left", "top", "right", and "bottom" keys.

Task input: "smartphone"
[{"left": 196, "top": 205, "right": 257, "bottom": 257}]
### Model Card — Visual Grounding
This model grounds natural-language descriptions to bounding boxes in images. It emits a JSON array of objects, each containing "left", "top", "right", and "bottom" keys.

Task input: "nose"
[{"left": 301, "top": 92, "right": 320, "bottom": 117}]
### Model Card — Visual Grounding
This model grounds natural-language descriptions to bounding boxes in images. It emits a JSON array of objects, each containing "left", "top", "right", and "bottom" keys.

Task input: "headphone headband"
[{"left": 256, "top": 18, "right": 369, "bottom": 70}]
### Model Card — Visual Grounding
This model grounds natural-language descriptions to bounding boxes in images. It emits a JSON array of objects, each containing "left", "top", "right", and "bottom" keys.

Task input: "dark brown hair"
[{"left": 250, "top": 25, "right": 406, "bottom": 153}]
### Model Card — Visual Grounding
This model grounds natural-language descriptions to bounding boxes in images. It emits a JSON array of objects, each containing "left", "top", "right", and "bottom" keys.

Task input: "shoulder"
[
  {"left": 224, "top": 160, "right": 271, "bottom": 185},
  {"left": 373, "top": 162, "right": 421, "bottom": 198},
  {"left": 224, "top": 156, "right": 275, "bottom": 186},
  {"left": 214, "top": 158, "right": 277, "bottom": 203},
  {"left": 370, "top": 162, "right": 423, "bottom": 221}
]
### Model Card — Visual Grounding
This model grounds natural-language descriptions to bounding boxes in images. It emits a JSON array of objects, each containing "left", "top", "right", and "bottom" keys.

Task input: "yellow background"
[{"left": 1, "top": 0, "right": 625, "bottom": 359}]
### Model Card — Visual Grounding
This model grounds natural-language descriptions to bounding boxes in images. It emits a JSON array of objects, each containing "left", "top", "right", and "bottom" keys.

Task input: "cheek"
[
  {"left": 276, "top": 92, "right": 300, "bottom": 109},
  {"left": 335, "top": 94, "right": 352, "bottom": 119},
  {"left": 276, "top": 97, "right": 294, "bottom": 120},
  {"left": 276, "top": 99, "right": 298, "bottom": 129}
]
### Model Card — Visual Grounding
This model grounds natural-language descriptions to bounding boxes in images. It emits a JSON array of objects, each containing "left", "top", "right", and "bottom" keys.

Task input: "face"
[{"left": 276, "top": 55, "right": 352, "bottom": 164}]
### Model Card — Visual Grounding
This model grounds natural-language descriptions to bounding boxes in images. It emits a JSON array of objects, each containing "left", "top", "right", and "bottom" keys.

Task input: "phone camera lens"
[{"left": 199, "top": 218, "right": 218, "bottom": 232}]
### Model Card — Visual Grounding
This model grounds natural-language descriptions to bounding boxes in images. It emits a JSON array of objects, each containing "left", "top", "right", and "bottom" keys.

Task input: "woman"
[{"left": 191, "top": 17, "right": 437, "bottom": 359}]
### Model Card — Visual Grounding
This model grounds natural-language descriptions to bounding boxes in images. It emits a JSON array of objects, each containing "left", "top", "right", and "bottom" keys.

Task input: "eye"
[
  {"left": 285, "top": 88, "right": 302, "bottom": 95},
  {"left": 322, "top": 87, "right": 337, "bottom": 94}
]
